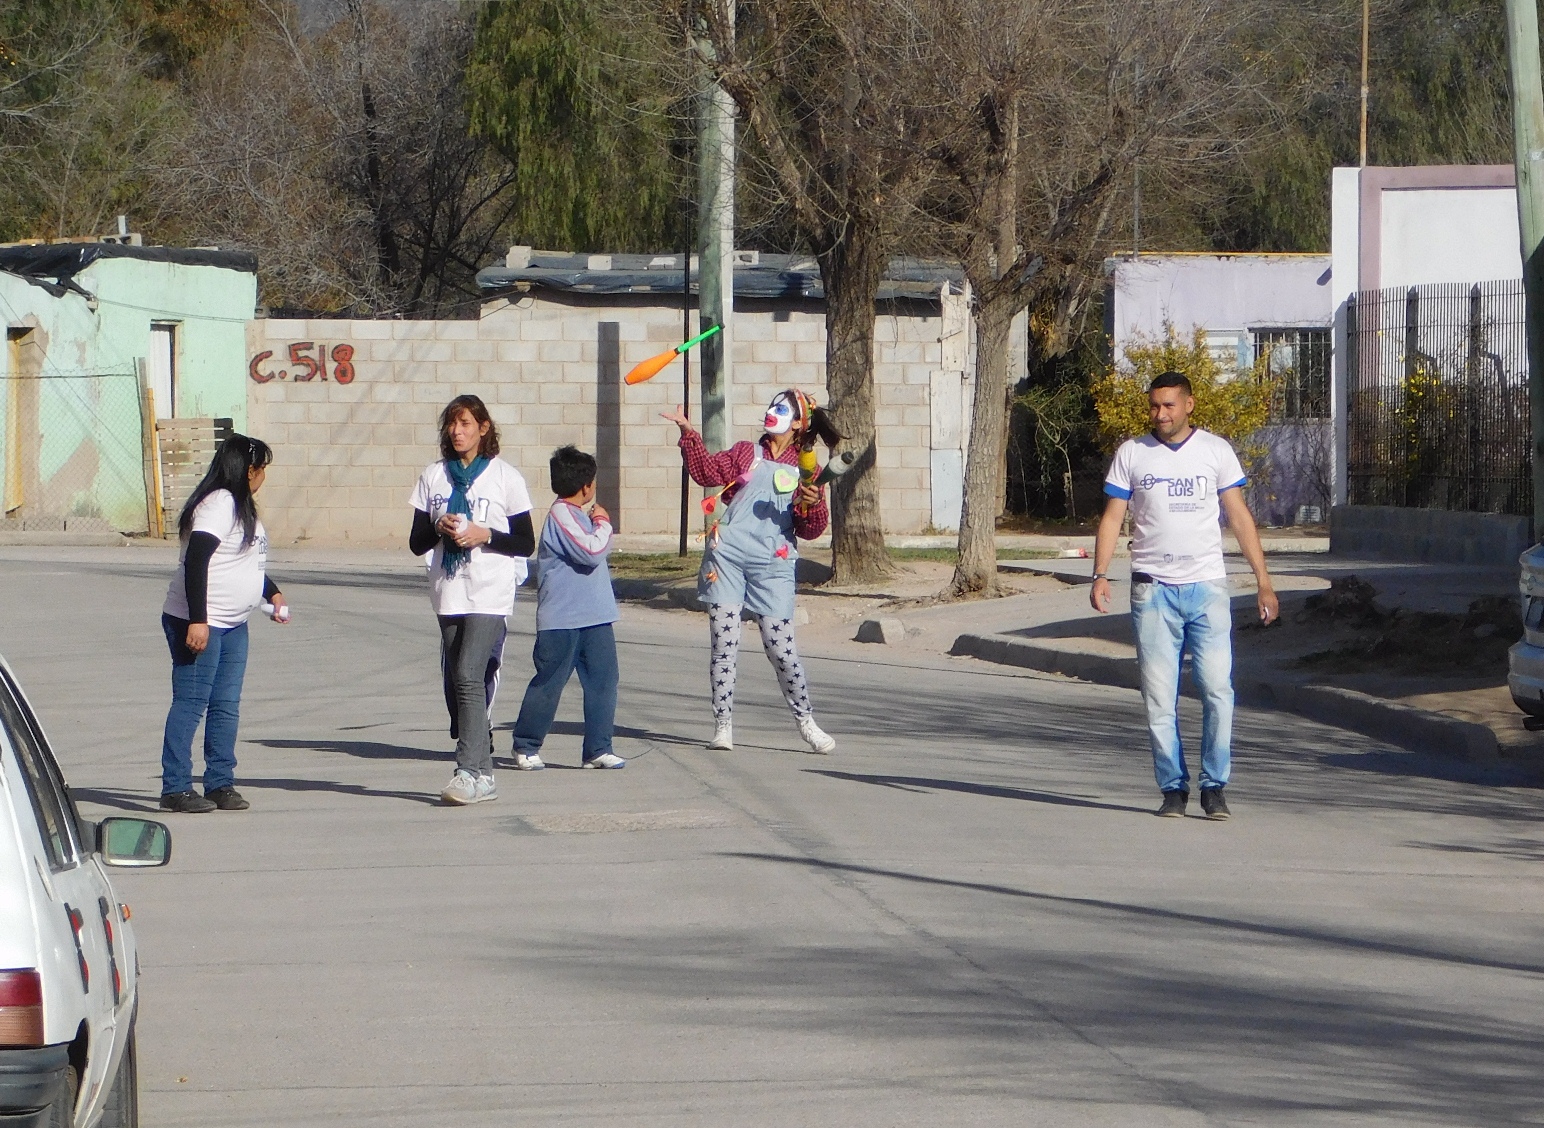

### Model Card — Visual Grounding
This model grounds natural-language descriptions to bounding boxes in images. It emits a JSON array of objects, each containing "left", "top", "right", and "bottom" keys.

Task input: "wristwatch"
[{"left": 1092, "top": 572, "right": 1108, "bottom": 581}]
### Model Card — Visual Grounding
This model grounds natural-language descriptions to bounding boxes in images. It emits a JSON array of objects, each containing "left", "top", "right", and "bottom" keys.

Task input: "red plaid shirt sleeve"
[{"left": 679, "top": 432, "right": 755, "bottom": 486}]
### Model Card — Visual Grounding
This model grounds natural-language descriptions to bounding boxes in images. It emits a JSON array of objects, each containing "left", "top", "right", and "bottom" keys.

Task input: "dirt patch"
[
  {"left": 609, "top": 552, "right": 702, "bottom": 582},
  {"left": 1287, "top": 577, "right": 1520, "bottom": 677}
]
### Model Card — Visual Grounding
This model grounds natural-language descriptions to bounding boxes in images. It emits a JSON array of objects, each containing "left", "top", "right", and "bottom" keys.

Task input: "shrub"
[
  {"left": 1090, "top": 327, "right": 1274, "bottom": 451},
  {"left": 1090, "top": 326, "right": 1278, "bottom": 510}
]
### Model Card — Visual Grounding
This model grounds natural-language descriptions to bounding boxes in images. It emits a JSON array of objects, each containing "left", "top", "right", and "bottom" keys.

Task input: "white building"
[{"left": 1328, "top": 164, "right": 1523, "bottom": 505}]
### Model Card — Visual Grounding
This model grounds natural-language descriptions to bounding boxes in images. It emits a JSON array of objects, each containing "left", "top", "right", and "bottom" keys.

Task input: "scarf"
[{"left": 442, "top": 455, "right": 490, "bottom": 577}]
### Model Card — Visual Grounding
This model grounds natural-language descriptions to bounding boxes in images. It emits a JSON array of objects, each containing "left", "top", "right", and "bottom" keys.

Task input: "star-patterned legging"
[{"left": 707, "top": 603, "right": 813, "bottom": 721}]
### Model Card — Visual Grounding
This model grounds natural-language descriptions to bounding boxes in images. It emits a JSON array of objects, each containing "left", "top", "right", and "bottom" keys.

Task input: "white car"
[
  {"left": 0, "top": 655, "right": 170, "bottom": 1127},
  {"left": 1509, "top": 542, "right": 1544, "bottom": 718}
]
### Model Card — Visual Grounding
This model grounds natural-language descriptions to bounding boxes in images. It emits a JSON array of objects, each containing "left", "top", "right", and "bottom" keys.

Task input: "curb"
[
  {"left": 951, "top": 632, "right": 1502, "bottom": 762},
  {"left": 949, "top": 633, "right": 1140, "bottom": 689},
  {"left": 0, "top": 532, "right": 131, "bottom": 547}
]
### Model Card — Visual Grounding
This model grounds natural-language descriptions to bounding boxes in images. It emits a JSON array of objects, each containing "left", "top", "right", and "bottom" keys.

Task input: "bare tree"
[
  {"left": 650, "top": 0, "right": 953, "bottom": 584},
  {"left": 153, "top": 0, "right": 522, "bottom": 315},
  {"left": 930, "top": 0, "right": 1265, "bottom": 595},
  {"left": 0, "top": 8, "right": 174, "bottom": 240}
]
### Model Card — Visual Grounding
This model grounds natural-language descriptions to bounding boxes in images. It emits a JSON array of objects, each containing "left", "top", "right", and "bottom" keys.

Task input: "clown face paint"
[{"left": 764, "top": 393, "right": 797, "bottom": 435}]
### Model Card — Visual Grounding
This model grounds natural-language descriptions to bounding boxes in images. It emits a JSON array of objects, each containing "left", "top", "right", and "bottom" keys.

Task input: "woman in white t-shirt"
[
  {"left": 159, "top": 434, "right": 288, "bottom": 813},
  {"left": 408, "top": 395, "right": 535, "bottom": 806}
]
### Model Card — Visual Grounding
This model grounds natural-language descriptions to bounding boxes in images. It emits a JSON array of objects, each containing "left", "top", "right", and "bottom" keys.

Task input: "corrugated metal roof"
[{"left": 475, "top": 251, "right": 964, "bottom": 303}]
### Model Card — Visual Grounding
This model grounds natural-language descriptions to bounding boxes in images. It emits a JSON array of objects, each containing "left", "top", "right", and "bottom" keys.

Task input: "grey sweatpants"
[{"left": 438, "top": 613, "right": 506, "bottom": 775}]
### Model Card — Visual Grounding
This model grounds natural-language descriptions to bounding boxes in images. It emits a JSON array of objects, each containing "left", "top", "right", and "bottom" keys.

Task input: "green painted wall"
[{"left": 0, "top": 256, "right": 256, "bottom": 532}]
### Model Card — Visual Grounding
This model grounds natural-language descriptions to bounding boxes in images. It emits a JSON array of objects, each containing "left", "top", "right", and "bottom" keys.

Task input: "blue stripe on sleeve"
[
  {"left": 1219, "top": 478, "right": 1247, "bottom": 492},
  {"left": 1103, "top": 482, "right": 1133, "bottom": 500}
]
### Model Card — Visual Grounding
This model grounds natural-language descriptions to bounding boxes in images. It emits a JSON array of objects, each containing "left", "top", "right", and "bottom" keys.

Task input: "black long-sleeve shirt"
[{"left": 409, "top": 508, "right": 535, "bottom": 559}]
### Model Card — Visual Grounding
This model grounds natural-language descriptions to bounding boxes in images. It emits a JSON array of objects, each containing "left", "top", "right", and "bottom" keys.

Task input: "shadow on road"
[
  {"left": 71, "top": 787, "right": 160, "bottom": 813},
  {"left": 804, "top": 769, "right": 1151, "bottom": 815},
  {"left": 537, "top": 719, "right": 702, "bottom": 748},
  {"left": 239, "top": 776, "right": 439, "bottom": 806},
  {"left": 249, "top": 737, "right": 447, "bottom": 762},
  {"left": 725, "top": 851, "right": 1544, "bottom": 978}
]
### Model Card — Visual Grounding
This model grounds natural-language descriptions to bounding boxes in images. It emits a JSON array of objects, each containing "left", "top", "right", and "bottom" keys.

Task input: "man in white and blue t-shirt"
[{"left": 1091, "top": 371, "right": 1279, "bottom": 820}]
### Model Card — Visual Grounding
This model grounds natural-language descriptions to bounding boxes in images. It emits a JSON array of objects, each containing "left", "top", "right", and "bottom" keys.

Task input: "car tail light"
[{"left": 0, "top": 969, "right": 44, "bottom": 1046}]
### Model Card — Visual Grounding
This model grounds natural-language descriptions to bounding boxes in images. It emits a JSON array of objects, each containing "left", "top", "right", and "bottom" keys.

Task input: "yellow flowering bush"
[{"left": 1090, "top": 327, "right": 1274, "bottom": 452}]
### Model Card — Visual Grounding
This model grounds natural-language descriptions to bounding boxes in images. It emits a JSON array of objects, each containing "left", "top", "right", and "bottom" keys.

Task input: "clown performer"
[{"left": 662, "top": 389, "right": 842, "bottom": 754}]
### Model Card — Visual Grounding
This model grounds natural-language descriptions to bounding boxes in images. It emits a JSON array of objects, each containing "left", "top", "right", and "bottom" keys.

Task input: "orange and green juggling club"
[{"left": 624, "top": 324, "right": 724, "bottom": 385}]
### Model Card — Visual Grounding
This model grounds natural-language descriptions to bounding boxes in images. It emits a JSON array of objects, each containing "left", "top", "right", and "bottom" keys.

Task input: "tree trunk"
[
  {"left": 951, "top": 293, "right": 1015, "bottom": 595},
  {"left": 952, "top": 91, "right": 1019, "bottom": 597},
  {"left": 819, "top": 226, "right": 891, "bottom": 585}
]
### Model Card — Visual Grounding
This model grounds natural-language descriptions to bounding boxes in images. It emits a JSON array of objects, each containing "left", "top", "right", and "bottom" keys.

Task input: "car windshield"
[{"left": 0, "top": 668, "right": 77, "bottom": 870}]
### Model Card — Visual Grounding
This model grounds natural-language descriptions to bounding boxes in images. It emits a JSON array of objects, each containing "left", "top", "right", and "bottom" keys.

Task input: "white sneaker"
[
  {"left": 514, "top": 753, "right": 545, "bottom": 771},
  {"left": 582, "top": 752, "right": 626, "bottom": 769},
  {"left": 472, "top": 773, "right": 498, "bottom": 802},
  {"left": 440, "top": 769, "right": 482, "bottom": 805},
  {"left": 797, "top": 716, "right": 836, "bottom": 755},
  {"left": 707, "top": 720, "right": 733, "bottom": 751}
]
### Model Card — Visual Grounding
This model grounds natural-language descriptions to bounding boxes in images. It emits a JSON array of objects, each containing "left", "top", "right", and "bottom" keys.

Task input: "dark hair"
[
  {"left": 549, "top": 445, "right": 597, "bottom": 498},
  {"left": 438, "top": 395, "right": 500, "bottom": 461},
  {"left": 178, "top": 433, "right": 272, "bottom": 547},
  {"left": 785, "top": 389, "right": 843, "bottom": 452},
  {"left": 1148, "top": 371, "right": 1193, "bottom": 396}
]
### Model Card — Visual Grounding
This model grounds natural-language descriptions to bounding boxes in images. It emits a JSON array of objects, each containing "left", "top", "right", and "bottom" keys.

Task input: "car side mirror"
[{"left": 97, "top": 818, "right": 172, "bottom": 868}]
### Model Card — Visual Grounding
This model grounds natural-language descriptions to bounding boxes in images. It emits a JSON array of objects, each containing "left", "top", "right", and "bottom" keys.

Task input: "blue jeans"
[
  {"left": 161, "top": 614, "right": 249, "bottom": 795},
  {"left": 1130, "top": 579, "right": 1234, "bottom": 792},
  {"left": 512, "top": 624, "right": 618, "bottom": 761}
]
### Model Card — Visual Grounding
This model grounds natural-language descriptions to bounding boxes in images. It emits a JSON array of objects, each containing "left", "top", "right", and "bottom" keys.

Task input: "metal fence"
[
  {"left": 1346, "top": 280, "right": 1531, "bottom": 515},
  {"left": 0, "top": 371, "right": 152, "bottom": 533}
]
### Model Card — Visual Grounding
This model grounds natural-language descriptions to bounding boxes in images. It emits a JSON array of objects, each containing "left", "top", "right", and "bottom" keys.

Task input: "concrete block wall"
[
  {"left": 245, "top": 297, "right": 950, "bottom": 546},
  {"left": 1329, "top": 503, "right": 1533, "bottom": 566}
]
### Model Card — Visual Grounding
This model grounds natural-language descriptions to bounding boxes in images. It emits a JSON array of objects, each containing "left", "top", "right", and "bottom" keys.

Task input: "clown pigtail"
[{"left": 805, "top": 405, "right": 843, "bottom": 454}]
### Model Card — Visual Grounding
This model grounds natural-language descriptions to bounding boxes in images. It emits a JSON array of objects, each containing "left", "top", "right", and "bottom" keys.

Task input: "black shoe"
[
  {"left": 1156, "top": 790, "right": 1189, "bottom": 818},
  {"left": 204, "top": 786, "right": 250, "bottom": 811},
  {"left": 160, "top": 790, "right": 216, "bottom": 814},
  {"left": 1199, "top": 788, "right": 1231, "bottom": 820}
]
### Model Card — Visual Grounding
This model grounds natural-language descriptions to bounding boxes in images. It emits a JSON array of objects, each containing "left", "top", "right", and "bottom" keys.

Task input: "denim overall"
[{"left": 698, "top": 451, "right": 800, "bottom": 619}]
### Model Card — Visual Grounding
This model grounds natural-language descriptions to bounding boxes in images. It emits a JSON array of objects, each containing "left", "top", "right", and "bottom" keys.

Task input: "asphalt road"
[{"left": 1, "top": 546, "right": 1541, "bottom": 1127}]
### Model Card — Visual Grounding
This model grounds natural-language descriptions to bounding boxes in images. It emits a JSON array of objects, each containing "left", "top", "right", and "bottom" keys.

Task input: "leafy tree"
[
  {"left": 122, "top": 0, "right": 257, "bottom": 79},
  {"left": 1211, "top": 0, "right": 1517, "bottom": 252},
  {"left": 464, "top": 0, "right": 682, "bottom": 254}
]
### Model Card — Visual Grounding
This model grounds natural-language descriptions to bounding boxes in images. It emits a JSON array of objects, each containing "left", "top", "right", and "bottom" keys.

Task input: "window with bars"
[{"left": 1253, "top": 328, "right": 1330, "bottom": 420}]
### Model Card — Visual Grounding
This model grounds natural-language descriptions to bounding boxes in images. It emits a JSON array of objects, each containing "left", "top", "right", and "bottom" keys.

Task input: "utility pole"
[
  {"left": 1359, "top": 0, "right": 1370, "bottom": 167},
  {"left": 696, "top": 1, "right": 735, "bottom": 453},
  {"left": 1504, "top": 0, "right": 1544, "bottom": 532},
  {"left": 679, "top": 208, "right": 693, "bottom": 557}
]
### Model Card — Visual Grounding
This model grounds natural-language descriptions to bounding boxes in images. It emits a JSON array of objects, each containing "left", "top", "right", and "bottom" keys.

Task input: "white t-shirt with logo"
[
  {"left": 409, "top": 457, "right": 533, "bottom": 617},
  {"left": 162, "top": 490, "right": 268, "bottom": 628},
  {"left": 1104, "top": 429, "right": 1247, "bottom": 585}
]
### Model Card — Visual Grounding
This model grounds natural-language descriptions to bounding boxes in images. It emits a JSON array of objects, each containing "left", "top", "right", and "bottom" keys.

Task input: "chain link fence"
[
  {"left": 1346, "top": 281, "right": 1530, "bottom": 516},
  {"left": 0, "top": 371, "right": 153, "bottom": 534}
]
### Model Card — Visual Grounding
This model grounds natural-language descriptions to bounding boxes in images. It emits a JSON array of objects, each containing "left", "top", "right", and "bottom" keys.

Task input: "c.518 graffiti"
[{"left": 249, "top": 342, "right": 356, "bottom": 384}]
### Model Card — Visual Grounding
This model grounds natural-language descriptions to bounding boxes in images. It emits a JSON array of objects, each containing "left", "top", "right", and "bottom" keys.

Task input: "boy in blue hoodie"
[{"left": 510, "top": 446, "right": 624, "bottom": 769}]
